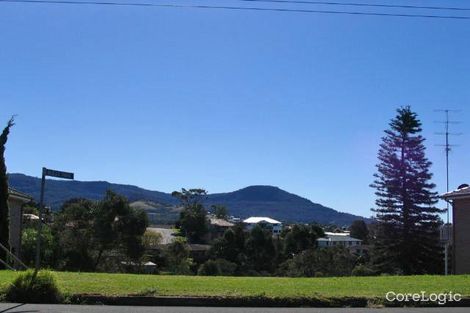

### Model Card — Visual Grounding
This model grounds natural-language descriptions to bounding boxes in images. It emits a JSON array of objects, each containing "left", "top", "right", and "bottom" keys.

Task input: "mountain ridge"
[{"left": 8, "top": 173, "right": 368, "bottom": 225}]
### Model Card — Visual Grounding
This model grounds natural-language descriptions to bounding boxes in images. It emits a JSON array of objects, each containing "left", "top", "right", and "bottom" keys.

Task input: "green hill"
[{"left": 9, "top": 173, "right": 367, "bottom": 226}]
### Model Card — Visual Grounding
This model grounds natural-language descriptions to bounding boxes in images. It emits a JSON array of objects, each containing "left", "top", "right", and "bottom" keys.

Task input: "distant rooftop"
[
  {"left": 324, "top": 231, "right": 351, "bottom": 236},
  {"left": 210, "top": 218, "right": 234, "bottom": 227},
  {"left": 318, "top": 231, "right": 362, "bottom": 242},
  {"left": 243, "top": 217, "right": 281, "bottom": 224},
  {"left": 23, "top": 213, "right": 39, "bottom": 220}
]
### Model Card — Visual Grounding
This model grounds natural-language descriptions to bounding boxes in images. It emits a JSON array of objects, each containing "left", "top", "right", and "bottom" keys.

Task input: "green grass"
[{"left": 1, "top": 270, "right": 470, "bottom": 298}]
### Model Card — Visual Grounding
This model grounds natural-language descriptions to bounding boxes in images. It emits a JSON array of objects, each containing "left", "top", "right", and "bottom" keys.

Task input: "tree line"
[{"left": 1, "top": 106, "right": 445, "bottom": 275}]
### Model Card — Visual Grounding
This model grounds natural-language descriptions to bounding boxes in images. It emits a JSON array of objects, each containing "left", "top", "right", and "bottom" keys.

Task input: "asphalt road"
[{"left": 1, "top": 304, "right": 470, "bottom": 313}]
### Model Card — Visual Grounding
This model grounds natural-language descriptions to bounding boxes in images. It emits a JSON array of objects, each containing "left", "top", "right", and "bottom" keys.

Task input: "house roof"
[
  {"left": 210, "top": 218, "right": 234, "bottom": 227},
  {"left": 442, "top": 186, "right": 470, "bottom": 200},
  {"left": 243, "top": 217, "right": 282, "bottom": 224},
  {"left": 317, "top": 232, "right": 362, "bottom": 242},
  {"left": 23, "top": 213, "right": 39, "bottom": 220},
  {"left": 8, "top": 187, "right": 32, "bottom": 202}
]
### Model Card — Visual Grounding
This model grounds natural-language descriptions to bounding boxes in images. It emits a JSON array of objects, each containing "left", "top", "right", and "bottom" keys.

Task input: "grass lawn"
[{"left": 1, "top": 270, "right": 469, "bottom": 298}]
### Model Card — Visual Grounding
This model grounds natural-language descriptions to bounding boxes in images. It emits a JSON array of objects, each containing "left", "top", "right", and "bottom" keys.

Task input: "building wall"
[
  {"left": 244, "top": 222, "right": 282, "bottom": 236},
  {"left": 453, "top": 198, "right": 470, "bottom": 274},
  {"left": 7, "top": 197, "right": 23, "bottom": 258}
]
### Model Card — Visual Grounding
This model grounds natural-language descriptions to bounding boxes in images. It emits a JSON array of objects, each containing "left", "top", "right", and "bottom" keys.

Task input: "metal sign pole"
[
  {"left": 34, "top": 167, "right": 74, "bottom": 274},
  {"left": 34, "top": 167, "right": 46, "bottom": 273}
]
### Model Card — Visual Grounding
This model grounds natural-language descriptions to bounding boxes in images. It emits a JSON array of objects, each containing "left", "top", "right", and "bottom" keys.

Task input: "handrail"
[
  {"left": 0, "top": 242, "right": 28, "bottom": 270},
  {"left": 0, "top": 257, "right": 15, "bottom": 270}
]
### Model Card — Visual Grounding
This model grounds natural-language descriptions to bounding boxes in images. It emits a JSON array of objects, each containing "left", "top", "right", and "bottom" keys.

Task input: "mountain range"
[{"left": 8, "top": 173, "right": 368, "bottom": 225}]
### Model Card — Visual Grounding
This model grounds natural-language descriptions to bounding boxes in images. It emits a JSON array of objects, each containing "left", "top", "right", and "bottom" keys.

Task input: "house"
[
  {"left": 316, "top": 232, "right": 365, "bottom": 255},
  {"left": 7, "top": 188, "right": 32, "bottom": 263},
  {"left": 243, "top": 217, "right": 282, "bottom": 236},
  {"left": 442, "top": 184, "right": 470, "bottom": 274},
  {"left": 188, "top": 244, "right": 211, "bottom": 263},
  {"left": 208, "top": 217, "right": 234, "bottom": 240}
]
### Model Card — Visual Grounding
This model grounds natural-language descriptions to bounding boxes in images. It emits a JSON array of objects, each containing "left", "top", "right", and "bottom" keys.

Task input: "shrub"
[
  {"left": 351, "top": 264, "right": 376, "bottom": 276},
  {"left": 198, "top": 259, "right": 219, "bottom": 276},
  {"left": 6, "top": 270, "right": 62, "bottom": 303},
  {"left": 198, "top": 259, "right": 237, "bottom": 276},
  {"left": 278, "top": 247, "right": 356, "bottom": 277},
  {"left": 216, "top": 259, "right": 237, "bottom": 275}
]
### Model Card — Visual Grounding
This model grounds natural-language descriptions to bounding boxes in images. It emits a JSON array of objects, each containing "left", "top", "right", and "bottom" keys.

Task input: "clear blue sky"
[{"left": 1, "top": 0, "right": 470, "bottom": 218}]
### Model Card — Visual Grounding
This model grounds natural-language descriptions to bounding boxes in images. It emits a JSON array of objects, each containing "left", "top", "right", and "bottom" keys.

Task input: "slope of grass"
[{"left": 1, "top": 271, "right": 469, "bottom": 298}]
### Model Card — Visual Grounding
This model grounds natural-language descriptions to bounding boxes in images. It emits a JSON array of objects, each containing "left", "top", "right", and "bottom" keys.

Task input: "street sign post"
[
  {"left": 43, "top": 169, "right": 74, "bottom": 180},
  {"left": 35, "top": 167, "right": 75, "bottom": 273}
]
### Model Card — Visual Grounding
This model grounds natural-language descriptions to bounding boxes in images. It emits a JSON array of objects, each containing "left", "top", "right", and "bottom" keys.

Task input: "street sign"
[
  {"left": 43, "top": 168, "right": 74, "bottom": 180},
  {"left": 36, "top": 167, "right": 75, "bottom": 272}
]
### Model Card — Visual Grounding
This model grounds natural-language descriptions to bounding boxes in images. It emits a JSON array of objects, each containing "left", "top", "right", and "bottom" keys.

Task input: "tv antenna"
[
  {"left": 435, "top": 109, "right": 462, "bottom": 206},
  {"left": 435, "top": 109, "right": 462, "bottom": 275}
]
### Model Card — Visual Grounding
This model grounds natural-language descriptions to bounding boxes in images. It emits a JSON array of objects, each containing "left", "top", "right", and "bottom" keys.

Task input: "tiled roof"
[{"left": 210, "top": 218, "right": 234, "bottom": 227}]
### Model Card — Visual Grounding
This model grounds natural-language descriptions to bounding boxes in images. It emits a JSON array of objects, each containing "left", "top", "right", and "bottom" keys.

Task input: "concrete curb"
[{"left": 68, "top": 295, "right": 470, "bottom": 308}]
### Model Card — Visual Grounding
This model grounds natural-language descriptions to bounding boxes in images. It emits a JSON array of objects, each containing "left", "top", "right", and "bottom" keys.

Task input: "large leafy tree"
[
  {"left": 245, "top": 225, "right": 276, "bottom": 273},
  {"left": 209, "top": 224, "right": 246, "bottom": 264},
  {"left": 349, "top": 220, "right": 369, "bottom": 244},
  {"left": 172, "top": 188, "right": 209, "bottom": 243},
  {"left": 282, "top": 224, "right": 324, "bottom": 257},
  {"left": 53, "top": 191, "right": 148, "bottom": 271},
  {"left": 53, "top": 198, "right": 96, "bottom": 270},
  {"left": 92, "top": 190, "right": 148, "bottom": 269},
  {"left": 164, "top": 237, "right": 193, "bottom": 274},
  {"left": 0, "top": 117, "right": 14, "bottom": 265},
  {"left": 211, "top": 204, "right": 228, "bottom": 219},
  {"left": 371, "top": 106, "right": 443, "bottom": 274}
]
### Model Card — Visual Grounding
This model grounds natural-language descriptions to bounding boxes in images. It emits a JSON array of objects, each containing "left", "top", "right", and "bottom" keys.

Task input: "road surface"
[{"left": 1, "top": 304, "right": 469, "bottom": 313}]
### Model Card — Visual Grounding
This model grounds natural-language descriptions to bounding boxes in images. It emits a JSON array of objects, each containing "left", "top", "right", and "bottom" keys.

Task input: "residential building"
[
  {"left": 209, "top": 217, "right": 234, "bottom": 240},
  {"left": 243, "top": 216, "right": 282, "bottom": 236},
  {"left": 442, "top": 184, "right": 470, "bottom": 274},
  {"left": 316, "top": 231, "right": 365, "bottom": 255},
  {"left": 7, "top": 188, "right": 32, "bottom": 263}
]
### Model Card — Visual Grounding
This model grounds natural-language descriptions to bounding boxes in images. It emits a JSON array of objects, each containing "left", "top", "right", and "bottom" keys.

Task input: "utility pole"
[{"left": 435, "top": 109, "right": 461, "bottom": 275}]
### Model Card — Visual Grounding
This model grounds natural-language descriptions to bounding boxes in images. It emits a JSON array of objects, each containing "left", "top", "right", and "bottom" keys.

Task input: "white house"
[
  {"left": 316, "top": 232, "right": 365, "bottom": 255},
  {"left": 243, "top": 217, "right": 282, "bottom": 236}
]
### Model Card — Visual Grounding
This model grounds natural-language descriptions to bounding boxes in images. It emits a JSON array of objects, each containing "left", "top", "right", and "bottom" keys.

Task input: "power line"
[
  {"left": 231, "top": 0, "right": 470, "bottom": 12},
  {"left": 1, "top": 0, "right": 470, "bottom": 20}
]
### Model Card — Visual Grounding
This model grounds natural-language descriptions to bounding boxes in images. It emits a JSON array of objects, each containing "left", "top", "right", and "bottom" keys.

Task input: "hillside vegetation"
[{"left": 9, "top": 173, "right": 366, "bottom": 225}]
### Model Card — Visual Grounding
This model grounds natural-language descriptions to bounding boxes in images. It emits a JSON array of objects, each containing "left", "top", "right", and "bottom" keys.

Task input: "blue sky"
[{"left": 1, "top": 0, "right": 470, "bottom": 218}]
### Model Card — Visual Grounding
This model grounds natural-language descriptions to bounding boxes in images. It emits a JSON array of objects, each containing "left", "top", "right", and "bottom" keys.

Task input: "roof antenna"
[{"left": 435, "top": 109, "right": 462, "bottom": 275}]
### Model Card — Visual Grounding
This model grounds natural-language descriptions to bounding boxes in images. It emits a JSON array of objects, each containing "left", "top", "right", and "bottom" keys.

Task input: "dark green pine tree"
[
  {"left": 0, "top": 117, "right": 14, "bottom": 265},
  {"left": 371, "top": 107, "right": 443, "bottom": 275}
]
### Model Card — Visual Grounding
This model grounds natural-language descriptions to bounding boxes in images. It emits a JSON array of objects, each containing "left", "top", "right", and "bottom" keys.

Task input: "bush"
[
  {"left": 351, "top": 264, "right": 376, "bottom": 276},
  {"left": 6, "top": 270, "right": 62, "bottom": 303},
  {"left": 198, "top": 259, "right": 237, "bottom": 276},
  {"left": 198, "top": 259, "right": 219, "bottom": 276},
  {"left": 278, "top": 247, "right": 355, "bottom": 277}
]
